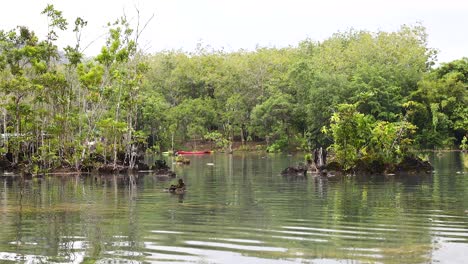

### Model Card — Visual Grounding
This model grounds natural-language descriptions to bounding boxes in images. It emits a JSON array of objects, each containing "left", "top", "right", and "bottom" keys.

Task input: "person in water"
[{"left": 169, "top": 179, "right": 185, "bottom": 192}]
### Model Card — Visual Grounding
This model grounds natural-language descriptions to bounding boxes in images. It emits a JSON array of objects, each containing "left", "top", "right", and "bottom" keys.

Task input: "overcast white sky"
[{"left": 1, "top": 0, "right": 467, "bottom": 63}]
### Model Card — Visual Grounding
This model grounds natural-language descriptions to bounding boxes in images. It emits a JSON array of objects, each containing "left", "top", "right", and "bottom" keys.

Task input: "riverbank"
[{"left": 2, "top": 139, "right": 464, "bottom": 177}]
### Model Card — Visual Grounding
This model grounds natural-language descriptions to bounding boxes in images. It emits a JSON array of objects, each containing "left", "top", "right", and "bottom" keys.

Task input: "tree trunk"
[
  {"left": 240, "top": 125, "right": 245, "bottom": 145},
  {"left": 171, "top": 132, "right": 174, "bottom": 154},
  {"left": 14, "top": 99, "right": 21, "bottom": 164},
  {"left": 3, "top": 110, "right": 7, "bottom": 151},
  {"left": 314, "top": 147, "right": 327, "bottom": 169}
]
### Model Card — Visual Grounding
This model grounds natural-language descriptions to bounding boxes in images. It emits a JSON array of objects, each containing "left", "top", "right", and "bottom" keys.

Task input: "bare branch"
[
  {"left": 81, "top": 32, "right": 107, "bottom": 53},
  {"left": 133, "top": 4, "right": 154, "bottom": 47}
]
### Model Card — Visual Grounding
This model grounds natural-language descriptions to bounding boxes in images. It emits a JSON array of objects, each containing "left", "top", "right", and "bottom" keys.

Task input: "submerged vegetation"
[{"left": 0, "top": 5, "right": 466, "bottom": 172}]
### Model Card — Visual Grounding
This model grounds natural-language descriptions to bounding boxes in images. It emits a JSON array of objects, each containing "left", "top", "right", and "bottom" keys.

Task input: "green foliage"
[
  {"left": 461, "top": 136, "right": 468, "bottom": 151},
  {"left": 168, "top": 97, "right": 217, "bottom": 142},
  {"left": 369, "top": 120, "right": 416, "bottom": 162},
  {"left": 324, "top": 103, "right": 416, "bottom": 169},
  {"left": 323, "top": 104, "right": 373, "bottom": 169},
  {"left": 251, "top": 92, "right": 295, "bottom": 141},
  {"left": 266, "top": 138, "right": 289, "bottom": 153},
  {"left": 0, "top": 6, "right": 464, "bottom": 173},
  {"left": 64, "top": 17, "right": 87, "bottom": 66},
  {"left": 204, "top": 131, "right": 230, "bottom": 150},
  {"left": 409, "top": 58, "right": 467, "bottom": 148}
]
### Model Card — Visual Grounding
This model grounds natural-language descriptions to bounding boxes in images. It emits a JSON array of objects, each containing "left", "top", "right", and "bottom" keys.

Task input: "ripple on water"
[
  {"left": 184, "top": 240, "right": 287, "bottom": 252},
  {"left": 1, "top": 153, "right": 468, "bottom": 263}
]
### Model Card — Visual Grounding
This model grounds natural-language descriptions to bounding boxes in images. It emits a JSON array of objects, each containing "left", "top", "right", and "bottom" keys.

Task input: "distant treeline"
[{"left": 0, "top": 5, "right": 466, "bottom": 171}]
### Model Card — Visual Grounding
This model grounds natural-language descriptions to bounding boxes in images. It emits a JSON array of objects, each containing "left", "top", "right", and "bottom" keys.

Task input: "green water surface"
[{"left": 0, "top": 152, "right": 467, "bottom": 263}]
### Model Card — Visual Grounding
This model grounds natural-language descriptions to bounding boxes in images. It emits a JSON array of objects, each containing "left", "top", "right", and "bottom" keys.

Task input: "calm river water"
[{"left": 0, "top": 152, "right": 467, "bottom": 263}]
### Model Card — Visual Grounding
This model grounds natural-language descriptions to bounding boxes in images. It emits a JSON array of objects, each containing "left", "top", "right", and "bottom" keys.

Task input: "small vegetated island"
[
  {"left": 316, "top": 103, "right": 434, "bottom": 175},
  {"left": 0, "top": 5, "right": 466, "bottom": 175}
]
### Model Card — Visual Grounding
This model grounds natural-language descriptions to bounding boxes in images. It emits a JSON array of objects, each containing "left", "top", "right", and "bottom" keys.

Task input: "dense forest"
[{"left": 0, "top": 5, "right": 466, "bottom": 172}]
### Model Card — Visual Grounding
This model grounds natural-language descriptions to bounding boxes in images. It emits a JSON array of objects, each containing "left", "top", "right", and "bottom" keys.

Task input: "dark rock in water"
[
  {"left": 281, "top": 165, "right": 307, "bottom": 176},
  {"left": 155, "top": 159, "right": 170, "bottom": 170},
  {"left": 154, "top": 160, "right": 176, "bottom": 177},
  {"left": 324, "top": 161, "right": 342, "bottom": 172},
  {"left": 312, "top": 161, "right": 342, "bottom": 177},
  {"left": 395, "top": 156, "right": 433, "bottom": 174},
  {"left": 353, "top": 159, "right": 385, "bottom": 174},
  {"left": 136, "top": 162, "right": 149, "bottom": 171}
]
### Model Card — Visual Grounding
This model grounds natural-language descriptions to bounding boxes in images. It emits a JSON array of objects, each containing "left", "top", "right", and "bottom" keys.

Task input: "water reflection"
[{"left": 0, "top": 152, "right": 467, "bottom": 263}]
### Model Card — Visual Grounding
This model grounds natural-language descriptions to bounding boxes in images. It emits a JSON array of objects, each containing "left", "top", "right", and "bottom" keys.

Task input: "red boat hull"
[{"left": 177, "top": 150, "right": 212, "bottom": 155}]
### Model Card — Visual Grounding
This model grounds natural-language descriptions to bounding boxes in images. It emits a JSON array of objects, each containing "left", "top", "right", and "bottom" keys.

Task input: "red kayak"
[{"left": 177, "top": 150, "right": 212, "bottom": 155}]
